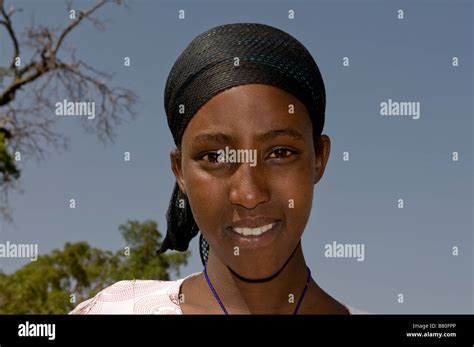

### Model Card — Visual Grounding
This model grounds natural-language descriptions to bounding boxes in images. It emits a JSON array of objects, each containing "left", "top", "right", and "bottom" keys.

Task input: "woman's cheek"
[
  {"left": 185, "top": 170, "right": 224, "bottom": 235},
  {"left": 271, "top": 163, "right": 313, "bottom": 234}
]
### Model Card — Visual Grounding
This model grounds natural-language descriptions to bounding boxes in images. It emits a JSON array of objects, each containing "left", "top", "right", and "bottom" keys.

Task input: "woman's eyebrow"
[
  {"left": 256, "top": 128, "right": 305, "bottom": 142},
  {"left": 192, "top": 128, "right": 305, "bottom": 146},
  {"left": 192, "top": 132, "right": 232, "bottom": 145}
]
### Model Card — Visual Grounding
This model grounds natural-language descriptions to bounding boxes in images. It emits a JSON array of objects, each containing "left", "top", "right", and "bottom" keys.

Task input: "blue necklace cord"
[
  {"left": 203, "top": 265, "right": 312, "bottom": 315},
  {"left": 203, "top": 265, "right": 229, "bottom": 314}
]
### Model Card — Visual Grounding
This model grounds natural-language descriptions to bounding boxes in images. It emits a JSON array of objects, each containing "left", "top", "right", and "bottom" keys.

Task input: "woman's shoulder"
[
  {"left": 343, "top": 303, "right": 372, "bottom": 314},
  {"left": 69, "top": 272, "right": 371, "bottom": 315},
  {"left": 69, "top": 273, "right": 201, "bottom": 315}
]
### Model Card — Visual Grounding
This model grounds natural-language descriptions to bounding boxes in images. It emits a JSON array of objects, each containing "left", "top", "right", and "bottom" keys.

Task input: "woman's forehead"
[
  {"left": 202, "top": 84, "right": 306, "bottom": 112},
  {"left": 183, "top": 84, "right": 311, "bottom": 145},
  {"left": 193, "top": 84, "right": 307, "bottom": 123}
]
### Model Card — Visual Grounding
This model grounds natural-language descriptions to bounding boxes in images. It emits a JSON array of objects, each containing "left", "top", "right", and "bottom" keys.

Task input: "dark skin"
[{"left": 171, "top": 84, "right": 348, "bottom": 314}]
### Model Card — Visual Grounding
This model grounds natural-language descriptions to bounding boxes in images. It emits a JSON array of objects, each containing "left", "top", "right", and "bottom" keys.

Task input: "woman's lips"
[
  {"left": 225, "top": 220, "right": 282, "bottom": 249},
  {"left": 232, "top": 222, "right": 277, "bottom": 236}
]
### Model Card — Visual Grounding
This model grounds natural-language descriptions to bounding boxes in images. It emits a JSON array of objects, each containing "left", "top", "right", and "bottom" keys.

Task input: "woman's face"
[{"left": 171, "top": 84, "right": 330, "bottom": 280}]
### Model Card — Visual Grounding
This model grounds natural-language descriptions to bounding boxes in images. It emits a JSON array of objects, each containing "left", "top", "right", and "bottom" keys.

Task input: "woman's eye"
[
  {"left": 201, "top": 152, "right": 221, "bottom": 163},
  {"left": 268, "top": 148, "right": 295, "bottom": 159}
]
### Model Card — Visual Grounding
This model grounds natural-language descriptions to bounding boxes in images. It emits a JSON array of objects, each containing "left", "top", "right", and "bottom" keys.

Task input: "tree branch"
[
  {"left": 0, "top": 0, "right": 135, "bottom": 221},
  {"left": 0, "top": 0, "right": 20, "bottom": 76},
  {"left": 53, "top": 0, "right": 107, "bottom": 55}
]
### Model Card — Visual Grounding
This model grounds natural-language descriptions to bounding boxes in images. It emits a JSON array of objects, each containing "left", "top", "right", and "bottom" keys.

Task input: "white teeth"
[
  {"left": 233, "top": 222, "right": 276, "bottom": 236},
  {"left": 251, "top": 227, "right": 262, "bottom": 236}
]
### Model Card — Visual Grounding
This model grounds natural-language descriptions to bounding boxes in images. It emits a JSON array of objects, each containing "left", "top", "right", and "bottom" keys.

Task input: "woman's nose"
[{"left": 228, "top": 163, "right": 270, "bottom": 209}]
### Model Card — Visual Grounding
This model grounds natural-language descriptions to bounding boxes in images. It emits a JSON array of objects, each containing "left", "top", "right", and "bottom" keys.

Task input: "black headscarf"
[{"left": 157, "top": 23, "right": 326, "bottom": 266}]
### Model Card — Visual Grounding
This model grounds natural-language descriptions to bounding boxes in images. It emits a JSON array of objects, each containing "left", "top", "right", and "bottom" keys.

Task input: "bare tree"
[{"left": 0, "top": 0, "right": 137, "bottom": 221}]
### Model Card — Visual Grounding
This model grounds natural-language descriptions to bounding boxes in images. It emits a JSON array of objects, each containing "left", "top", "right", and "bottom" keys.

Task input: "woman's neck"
[{"left": 204, "top": 243, "right": 313, "bottom": 314}]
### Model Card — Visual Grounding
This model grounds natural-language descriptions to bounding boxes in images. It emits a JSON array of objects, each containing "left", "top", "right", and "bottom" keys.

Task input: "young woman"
[{"left": 71, "top": 22, "right": 366, "bottom": 315}]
